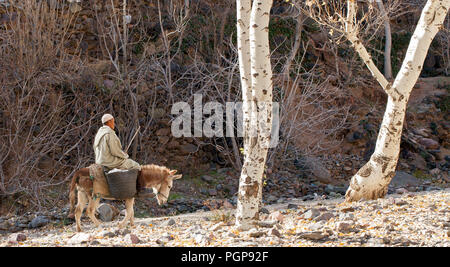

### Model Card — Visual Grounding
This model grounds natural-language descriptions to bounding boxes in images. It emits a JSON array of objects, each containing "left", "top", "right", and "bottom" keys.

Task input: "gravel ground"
[{"left": 1, "top": 188, "right": 449, "bottom": 247}]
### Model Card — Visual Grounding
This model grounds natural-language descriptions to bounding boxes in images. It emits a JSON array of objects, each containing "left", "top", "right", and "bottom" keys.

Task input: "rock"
[
  {"left": 28, "top": 216, "right": 49, "bottom": 229},
  {"left": 177, "top": 205, "right": 188, "bottom": 213},
  {"left": 222, "top": 200, "right": 234, "bottom": 209},
  {"left": 306, "top": 157, "right": 333, "bottom": 184},
  {"left": 287, "top": 203, "right": 298, "bottom": 209},
  {"left": 315, "top": 212, "right": 335, "bottom": 222},
  {"left": 120, "top": 228, "right": 131, "bottom": 236},
  {"left": 430, "top": 168, "right": 441, "bottom": 176},
  {"left": 339, "top": 213, "right": 354, "bottom": 221},
  {"left": 194, "top": 234, "right": 210, "bottom": 245},
  {"left": 8, "top": 233, "right": 26, "bottom": 242},
  {"left": 228, "top": 232, "right": 238, "bottom": 238},
  {"left": 394, "top": 199, "right": 408, "bottom": 206},
  {"left": 297, "top": 231, "right": 327, "bottom": 240},
  {"left": 303, "top": 209, "right": 321, "bottom": 220},
  {"left": 336, "top": 221, "right": 354, "bottom": 233},
  {"left": 395, "top": 188, "right": 409, "bottom": 194},
  {"left": 162, "top": 218, "right": 176, "bottom": 227},
  {"left": 125, "top": 234, "right": 140, "bottom": 244},
  {"left": 201, "top": 175, "right": 214, "bottom": 183},
  {"left": 418, "top": 138, "right": 440, "bottom": 150},
  {"left": 259, "top": 207, "right": 270, "bottom": 214},
  {"left": 69, "top": 233, "right": 91, "bottom": 244},
  {"left": 409, "top": 153, "right": 427, "bottom": 170},
  {"left": 268, "top": 228, "right": 281, "bottom": 238},
  {"left": 240, "top": 242, "right": 258, "bottom": 247},
  {"left": 340, "top": 207, "right": 355, "bottom": 213},
  {"left": 180, "top": 144, "right": 198, "bottom": 154},
  {"left": 256, "top": 220, "right": 277, "bottom": 228},
  {"left": 248, "top": 228, "right": 267, "bottom": 238},
  {"left": 158, "top": 136, "right": 170, "bottom": 145},
  {"left": 390, "top": 172, "right": 421, "bottom": 188},
  {"left": 90, "top": 240, "right": 101, "bottom": 246},
  {"left": 166, "top": 140, "right": 179, "bottom": 149},
  {"left": 269, "top": 211, "right": 284, "bottom": 223},
  {"left": 346, "top": 130, "right": 364, "bottom": 142},
  {"left": 208, "top": 189, "right": 217, "bottom": 196},
  {"left": 308, "top": 221, "right": 325, "bottom": 231},
  {"left": 96, "top": 203, "right": 115, "bottom": 222},
  {"left": 266, "top": 195, "right": 278, "bottom": 203},
  {"left": 100, "top": 231, "right": 117, "bottom": 238},
  {"left": 209, "top": 222, "right": 224, "bottom": 231},
  {"left": 0, "top": 220, "right": 11, "bottom": 231}
]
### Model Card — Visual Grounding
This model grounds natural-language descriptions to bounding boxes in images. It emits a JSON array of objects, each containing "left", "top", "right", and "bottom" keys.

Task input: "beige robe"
[{"left": 93, "top": 126, "right": 141, "bottom": 170}]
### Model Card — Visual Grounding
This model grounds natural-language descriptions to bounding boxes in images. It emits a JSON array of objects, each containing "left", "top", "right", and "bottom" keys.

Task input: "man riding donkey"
[
  {"left": 67, "top": 114, "right": 181, "bottom": 229},
  {"left": 94, "top": 114, "right": 141, "bottom": 172}
]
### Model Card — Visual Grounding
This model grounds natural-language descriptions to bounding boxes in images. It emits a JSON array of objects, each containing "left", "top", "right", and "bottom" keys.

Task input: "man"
[{"left": 93, "top": 114, "right": 141, "bottom": 171}]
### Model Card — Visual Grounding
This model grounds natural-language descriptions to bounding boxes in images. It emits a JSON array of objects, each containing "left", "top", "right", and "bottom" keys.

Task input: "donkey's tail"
[{"left": 67, "top": 169, "right": 81, "bottom": 219}]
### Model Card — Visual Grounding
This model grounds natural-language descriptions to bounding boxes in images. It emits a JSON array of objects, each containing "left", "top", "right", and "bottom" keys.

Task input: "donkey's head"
[
  {"left": 154, "top": 169, "right": 182, "bottom": 205},
  {"left": 139, "top": 165, "right": 182, "bottom": 205}
]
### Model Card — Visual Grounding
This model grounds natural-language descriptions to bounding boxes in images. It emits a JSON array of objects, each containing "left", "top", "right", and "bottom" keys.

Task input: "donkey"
[{"left": 68, "top": 164, "right": 182, "bottom": 232}]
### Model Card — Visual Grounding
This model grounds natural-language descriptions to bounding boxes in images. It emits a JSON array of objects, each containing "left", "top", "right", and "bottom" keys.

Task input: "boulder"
[
  {"left": 96, "top": 203, "right": 115, "bottom": 222},
  {"left": 28, "top": 216, "right": 49, "bottom": 229},
  {"left": 418, "top": 138, "right": 440, "bottom": 150},
  {"left": 303, "top": 209, "right": 321, "bottom": 220},
  {"left": 305, "top": 157, "right": 333, "bottom": 184},
  {"left": 389, "top": 171, "right": 421, "bottom": 188}
]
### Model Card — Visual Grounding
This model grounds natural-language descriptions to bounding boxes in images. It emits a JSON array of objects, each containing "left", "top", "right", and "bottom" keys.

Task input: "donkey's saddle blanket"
[{"left": 88, "top": 164, "right": 112, "bottom": 199}]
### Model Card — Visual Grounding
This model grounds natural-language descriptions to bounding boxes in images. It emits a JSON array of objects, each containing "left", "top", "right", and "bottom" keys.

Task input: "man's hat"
[{"left": 101, "top": 114, "right": 114, "bottom": 124}]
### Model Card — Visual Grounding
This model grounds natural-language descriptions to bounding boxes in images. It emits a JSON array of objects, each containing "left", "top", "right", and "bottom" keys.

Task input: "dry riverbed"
[{"left": 1, "top": 189, "right": 449, "bottom": 247}]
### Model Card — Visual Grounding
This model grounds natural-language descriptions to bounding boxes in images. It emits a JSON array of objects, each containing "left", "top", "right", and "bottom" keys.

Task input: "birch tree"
[
  {"left": 307, "top": 0, "right": 449, "bottom": 201},
  {"left": 235, "top": 0, "right": 274, "bottom": 230},
  {"left": 373, "top": 0, "right": 393, "bottom": 79}
]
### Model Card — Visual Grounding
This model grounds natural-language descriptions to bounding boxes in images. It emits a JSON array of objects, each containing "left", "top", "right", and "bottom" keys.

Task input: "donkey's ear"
[
  {"left": 169, "top": 170, "right": 177, "bottom": 175},
  {"left": 172, "top": 174, "right": 182, "bottom": 180}
]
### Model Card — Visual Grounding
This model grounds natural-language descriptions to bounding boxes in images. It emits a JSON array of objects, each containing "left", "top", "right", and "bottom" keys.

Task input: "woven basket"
[{"left": 105, "top": 169, "right": 138, "bottom": 199}]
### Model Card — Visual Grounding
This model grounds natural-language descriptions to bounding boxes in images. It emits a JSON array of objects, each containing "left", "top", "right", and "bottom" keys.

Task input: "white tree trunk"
[
  {"left": 237, "top": 0, "right": 252, "bottom": 155},
  {"left": 236, "top": 0, "right": 273, "bottom": 230},
  {"left": 376, "top": 0, "right": 393, "bottom": 80},
  {"left": 346, "top": 0, "right": 450, "bottom": 201}
]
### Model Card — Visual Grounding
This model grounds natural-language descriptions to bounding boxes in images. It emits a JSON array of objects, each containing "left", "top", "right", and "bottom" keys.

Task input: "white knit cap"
[{"left": 101, "top": 114, "right": 114, "bottom": 124}]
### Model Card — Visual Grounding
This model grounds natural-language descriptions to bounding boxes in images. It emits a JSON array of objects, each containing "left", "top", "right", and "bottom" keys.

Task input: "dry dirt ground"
[{"left": 1, "top": 189, "right": 449, "bottom": 247}]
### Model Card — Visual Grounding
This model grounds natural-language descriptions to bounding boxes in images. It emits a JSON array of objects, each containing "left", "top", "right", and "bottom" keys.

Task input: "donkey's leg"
[
  {"left": 119, "top": 198, "right": 134, "bottom": 228},
  {"left": 86, "top": 196, "right": 101, "bottom": 228},
  {"left": 128, "top": 198, "right": 135, "bottom": 226},
  {"left": 75, "top": 190, "right": 88, "bottom": 232}
]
